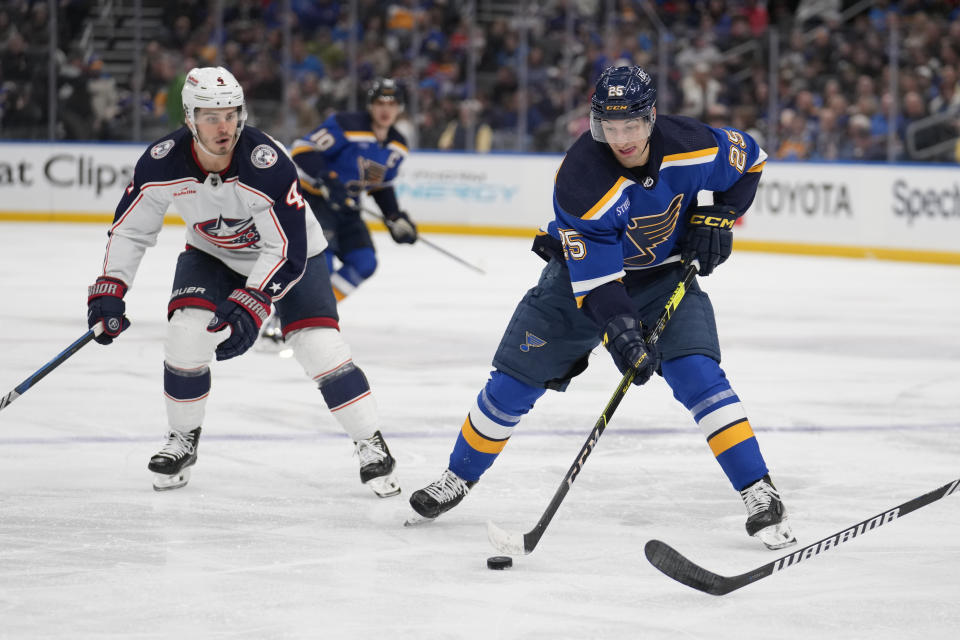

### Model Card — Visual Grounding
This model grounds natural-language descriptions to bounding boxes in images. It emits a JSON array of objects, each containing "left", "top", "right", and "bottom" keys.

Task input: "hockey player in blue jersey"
[
  {"left": 408, "top": 66, "right": 797, "bottom": 550},
  {"left": 285, "top": 77, "right": 416, "bottom": 303},
  {"left": 85, "top": 66, "right": 401, "bottom": 497}
]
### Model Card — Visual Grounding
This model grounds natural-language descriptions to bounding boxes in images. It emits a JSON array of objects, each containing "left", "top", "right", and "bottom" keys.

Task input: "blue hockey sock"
[
  {"left": 661, "top": 355, "right": 768, "bottom": 490},
  {"left": 163, "top": 363, "right": 210, "bottom": 402},
  {"left": 331, "top": 248, "right": 377, "bottom": 300},
  {"left": 449, "top": 370, "right": 545, "bottom": 483}
]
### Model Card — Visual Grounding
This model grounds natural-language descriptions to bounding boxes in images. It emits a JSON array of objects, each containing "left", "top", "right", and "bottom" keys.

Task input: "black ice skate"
[
  {"left": 355, "top": 430, "right": 400, "bottom": 498},
  {"left": 740, "top": 474, "right": 797, "bottom": 550},
  {"left": 405, "top": 469, "right": 476, "bottom": 526},
  {"left": 148, "top": 427, "right": 201, "bottom": 491}
]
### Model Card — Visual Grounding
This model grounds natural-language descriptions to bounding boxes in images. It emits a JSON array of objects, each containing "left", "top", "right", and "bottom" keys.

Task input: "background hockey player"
[
  {"left": 85, "top": 66, "right": 401, "bottom": 497},
  {"left": 281, "top": 77, "right": 416, "bottom": 306},
  {"left": 407, "top": 65, "right": 797, "bottom": 551}
]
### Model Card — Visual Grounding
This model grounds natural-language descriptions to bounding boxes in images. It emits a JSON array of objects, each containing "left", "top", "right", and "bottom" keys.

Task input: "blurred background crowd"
[{"left": 1, "top": 0, "right": 959, "bottom": 162}]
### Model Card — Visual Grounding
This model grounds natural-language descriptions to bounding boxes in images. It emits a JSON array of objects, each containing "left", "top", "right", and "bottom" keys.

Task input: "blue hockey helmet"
[{"left": 590, "top": 66, "right": 657, "bottom": 144}]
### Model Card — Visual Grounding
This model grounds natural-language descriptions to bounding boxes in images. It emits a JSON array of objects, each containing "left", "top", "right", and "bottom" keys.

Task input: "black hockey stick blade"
[
  {"left": 1, "top": 322, "right": 103, "bottom": 413},
  {"left": 645, "top": 477, "right": 960, "bottom": 596},
  {"left": 487, "top": 262, "right": 700, "bottom": 556}
]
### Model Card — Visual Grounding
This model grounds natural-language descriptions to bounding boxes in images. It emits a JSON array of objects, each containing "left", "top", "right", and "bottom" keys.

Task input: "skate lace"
[
  {"left": 158, "top": 430, "right": 196, "bottom": 458},
  {"left": 740, "top": 481, "right": 779, "bottom": 517},
  {"left": 355, "top": 436, "right": 386, "bottom": 467},
  {"left": 422, "top": 470, "right": 467, "bottom": 503}
]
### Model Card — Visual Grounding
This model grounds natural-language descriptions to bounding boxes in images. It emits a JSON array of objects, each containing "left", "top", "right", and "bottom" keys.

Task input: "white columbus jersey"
[{"left": 101, "top": 126, "right": 327, "bottom": 300}]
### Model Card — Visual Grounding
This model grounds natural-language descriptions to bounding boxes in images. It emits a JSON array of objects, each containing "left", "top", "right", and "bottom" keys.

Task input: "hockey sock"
[
  {"left": 449, "top": 370, "right": 545, "bottom": 482},
  {"left": 163, "top": 363, "right": 210, "bottom": 431},
  {"left": 317, "top": 361, "right": 378, "bottom": 441},
  {"left": 331, "top": 248, "right": 377, "bottom": 301},
  {"left": 661, "top": 354, "right": 768, "bottom": 490}
]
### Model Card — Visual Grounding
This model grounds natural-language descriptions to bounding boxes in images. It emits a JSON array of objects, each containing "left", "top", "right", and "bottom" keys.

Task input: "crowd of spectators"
[{"left": 1, "top": 0, "right": 959, "bottom": 162}]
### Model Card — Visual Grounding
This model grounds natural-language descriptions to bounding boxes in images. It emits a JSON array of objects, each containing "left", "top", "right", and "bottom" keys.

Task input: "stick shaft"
[
  {"left": 1, "top": 325, "right": 100, "bottom": 412},
  {"left": 518, "top": 262, "right": 699, "bottom": 553},
  {"left": 360, "top": 207, "right": 486, "bottom": 274}
]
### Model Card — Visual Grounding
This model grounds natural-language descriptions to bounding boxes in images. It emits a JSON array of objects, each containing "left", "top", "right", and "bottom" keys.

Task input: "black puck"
[{"left": 487, "top": 555, "right": 513, "bottom": 570}]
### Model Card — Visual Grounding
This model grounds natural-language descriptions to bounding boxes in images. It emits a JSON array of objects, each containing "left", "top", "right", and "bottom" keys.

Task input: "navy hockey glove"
[
  {"left": 320, "top": 171, "right": 357, "bottom": 212},
  {"left": 680, "top": 205, "right": 738, "bottom": 276},
  {"left": 87, "top": 276, "right": 131, "bottom": 345},
  {"left": 385, "top": 210, "right": 418, "bottom": 244},
  {"left": 207, "top": 288, "right": 271, "bottom": 361},
  {"left": 602, "top": 314, "right": 659, "bottom": 386}
]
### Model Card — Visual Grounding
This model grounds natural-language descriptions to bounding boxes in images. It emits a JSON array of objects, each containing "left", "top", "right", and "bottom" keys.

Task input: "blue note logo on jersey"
[
  {"left": 194, "top": 215, "right": 261, "bottom": 250},
  {"left": 520, "top": 332, "right": 547, "bottom": 352},
  {"left": 623, "top": 193, "right": 683, "bottom": 267}
]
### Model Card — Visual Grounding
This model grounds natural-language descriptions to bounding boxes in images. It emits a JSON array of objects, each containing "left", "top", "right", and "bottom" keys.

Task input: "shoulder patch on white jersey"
[
  {"left": 251, "top": 144, "right": 279, "bottom": 169},
  {"left": 150, "top": 139, "right": 175, "bottom": 159}
]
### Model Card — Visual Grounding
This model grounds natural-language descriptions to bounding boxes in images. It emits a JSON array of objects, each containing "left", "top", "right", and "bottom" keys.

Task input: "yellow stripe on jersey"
[
  {"left": 582, "top": 176, "right": 632, "bottom": 220},
  {"left": 290, "top": 144, "right": 314, "bottom": 157},
  {"left": 660, "top": 146, "right": 719, "bottom": 170},
  {"left": 460, "top": 416, "right": 510, "bottom": 454},
  {"left": 388, "top": 140, "right": 409, "bottom": 155},
  {"left": 707, "top": 420, "right": 755, "bottom": 457},
  {"left": 345, "top": 131, "right": 377, "bottom": 142},
  {"left": 748, "top": 161, "right": 766, "bottom": 173}
]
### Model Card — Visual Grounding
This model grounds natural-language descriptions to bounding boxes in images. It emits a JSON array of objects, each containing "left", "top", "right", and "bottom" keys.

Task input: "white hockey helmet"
[{"left": 181, "top": 66, "right": 247, "bottom": 136}]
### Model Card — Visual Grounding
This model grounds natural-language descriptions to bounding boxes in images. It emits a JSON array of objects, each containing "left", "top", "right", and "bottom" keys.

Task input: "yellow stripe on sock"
[
  {"left": 707, "top": 420, "right": 755, "bottom": 457},
  {"left": 460, "top": 416, "right": 509, "bottom": 454}
]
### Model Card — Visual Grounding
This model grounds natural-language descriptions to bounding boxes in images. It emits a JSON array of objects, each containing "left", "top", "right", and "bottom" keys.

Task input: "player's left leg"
[
  {"left": 278, "top": 253, "right": 400, "bottom": 498},
  {"left": 331, "top": 247, "right": 377, "bottom": 301},
  {"left": 329, "top": 212, "right": 377, "bottom": 301},
  {"left": 638, "top": 263, "right": 796, "bottom": 550}
]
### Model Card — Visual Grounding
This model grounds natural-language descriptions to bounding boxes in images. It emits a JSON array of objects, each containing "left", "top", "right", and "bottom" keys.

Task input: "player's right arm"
[
  {"left": 88, "top": 143, "right": 176, "bottom": 343},
  {"left": 289, "top": 115, "right": 351, "bottom": 201},
  {"left": 553, "top": 136, "right": 658, "bottom": 386},
  {"left": 552, "top": 138, "right": 630, "bottom": 309}
]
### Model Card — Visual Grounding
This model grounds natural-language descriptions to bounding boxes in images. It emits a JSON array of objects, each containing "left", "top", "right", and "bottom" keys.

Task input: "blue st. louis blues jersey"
[
  {"left": 289, "top": 111, "right": 408, "bottom": 213},
  {"left": 549, "top": 115, "right": 766, "bottom": 305},
  {"left": 104, "top": 126, "right": 327, "bottom": 300}
]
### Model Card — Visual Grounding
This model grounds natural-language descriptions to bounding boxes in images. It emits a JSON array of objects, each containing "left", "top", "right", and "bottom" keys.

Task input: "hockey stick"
[
  {"left": 360, "top": 207, "right": 486, "bottom": 275},
  {"left": 645, "top": 477, "right": 960, "bottom": 596},
  {"left": 1, "top": 322, "right": 104, "bottom": 412},
  {"left": 487, "top": 261, "right": 700, "bottom": 555}
]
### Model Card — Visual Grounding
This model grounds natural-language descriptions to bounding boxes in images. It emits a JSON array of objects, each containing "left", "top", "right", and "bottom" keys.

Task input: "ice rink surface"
[{"left": 1, "top": 222, "right": 959, "bottom": 639}]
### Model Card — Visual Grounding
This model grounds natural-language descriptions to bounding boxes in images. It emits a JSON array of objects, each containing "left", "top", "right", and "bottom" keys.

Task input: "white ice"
[{"left": 1, "top": 222, "right": 959, "bottom": 639}]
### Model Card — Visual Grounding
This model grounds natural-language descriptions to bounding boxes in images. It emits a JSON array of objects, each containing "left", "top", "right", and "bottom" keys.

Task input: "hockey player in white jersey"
[{"left": 85, "top": 66, "right": 400, "bottom": 497}]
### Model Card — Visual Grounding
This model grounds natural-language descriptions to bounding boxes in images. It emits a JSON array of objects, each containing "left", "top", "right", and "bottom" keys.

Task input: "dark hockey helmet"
[
  {"left": 590, "top": 66, "right": 657, "bottom": 144},
  {"left": 367, "top": 78, "right": 405, "bottom": 107}
]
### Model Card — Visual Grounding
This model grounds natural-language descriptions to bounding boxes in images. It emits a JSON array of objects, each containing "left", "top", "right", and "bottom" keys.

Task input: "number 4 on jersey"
[{"left": 286, "top": 180, "right": 306, "bottom": 209}]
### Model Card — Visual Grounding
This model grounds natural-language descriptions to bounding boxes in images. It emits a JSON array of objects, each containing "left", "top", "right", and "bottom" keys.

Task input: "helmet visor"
[{"left": 590, "top": 112, "right": 655, "bottom": 145}]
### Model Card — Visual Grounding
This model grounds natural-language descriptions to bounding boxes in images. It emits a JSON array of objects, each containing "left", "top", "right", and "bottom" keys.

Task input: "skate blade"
[
  {"left": 152, "top": 468, "right": 191, "bottom": 491},
  {"left": 754, "top": 519, "right": 798, "bottom": 550},
  {"left": 365, "top": 472, "right": 401, "bottom": 498},
  {"left": 403, "top": 511, "right": 436, "bottom": 527}
]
